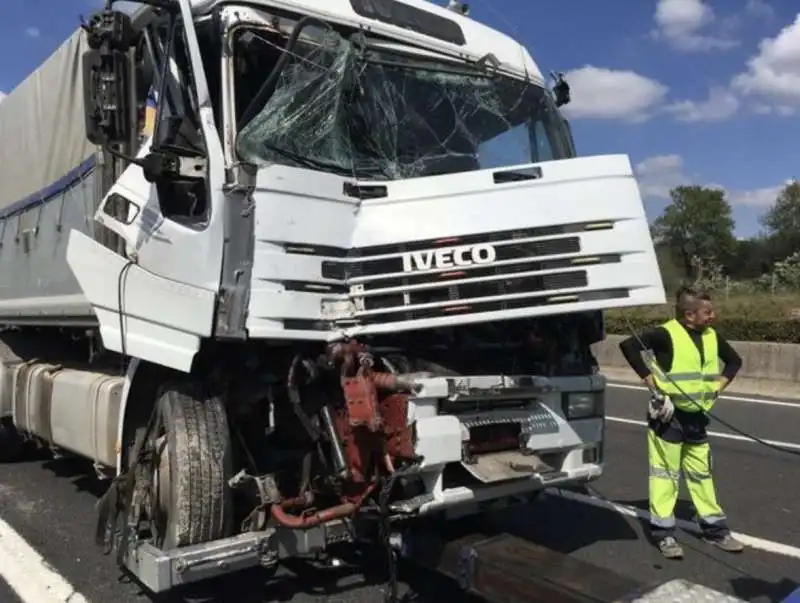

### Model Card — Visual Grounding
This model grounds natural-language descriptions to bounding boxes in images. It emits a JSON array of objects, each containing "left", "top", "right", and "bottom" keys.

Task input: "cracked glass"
[{"left": 235, "top": 26, "right": 574, "bottom": 181}]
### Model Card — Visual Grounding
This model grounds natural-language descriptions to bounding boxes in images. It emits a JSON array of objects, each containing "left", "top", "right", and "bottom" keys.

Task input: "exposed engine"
[
  {"left": 225, "top": 340, "right": 421, "bottom": 536},
  {"left": 222, "top": 312, "right": 602, "bottom": 536}
]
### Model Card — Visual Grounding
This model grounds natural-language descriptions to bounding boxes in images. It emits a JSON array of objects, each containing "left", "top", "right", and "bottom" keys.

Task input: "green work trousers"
[{"left": 647, "top": 428, "right": 730, "bottom": 541}]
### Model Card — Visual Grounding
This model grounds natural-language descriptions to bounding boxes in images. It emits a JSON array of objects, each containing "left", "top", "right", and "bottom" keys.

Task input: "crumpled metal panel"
[{"left": 623, "top": 579, "right": 746, "bottom": 602}]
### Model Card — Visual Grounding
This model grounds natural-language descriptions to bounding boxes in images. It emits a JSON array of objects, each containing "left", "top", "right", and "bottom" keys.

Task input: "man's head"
[{"left": 675, "top": 286, "right": 714, "bottom": 330}]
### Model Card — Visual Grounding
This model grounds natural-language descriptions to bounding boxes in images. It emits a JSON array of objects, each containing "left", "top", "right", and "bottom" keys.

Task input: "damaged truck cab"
[{"left": 0, "top": 0, "right": 665, "bottom": 594}]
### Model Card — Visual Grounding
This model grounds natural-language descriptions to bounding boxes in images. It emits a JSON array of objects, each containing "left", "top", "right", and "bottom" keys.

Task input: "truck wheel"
[{"left": 147, "top": 379, "right": 234, "bottom": 550}]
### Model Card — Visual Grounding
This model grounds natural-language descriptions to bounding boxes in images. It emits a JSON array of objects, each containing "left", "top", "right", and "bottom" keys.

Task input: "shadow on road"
[
  {"left": 485, "top": 490, "right": 642, "bottom": 554},
  {"left": 609, "top": 496, "right": 800, "bottom": 603},
  {"left": 27, "top": 456, "right": 800, "bottom": 603},
  {"left": 32, "top": 455, "right": 459, "bottom": 603},
  {"left": 41, "top": 456, "right": 110, "bottom": 498}
]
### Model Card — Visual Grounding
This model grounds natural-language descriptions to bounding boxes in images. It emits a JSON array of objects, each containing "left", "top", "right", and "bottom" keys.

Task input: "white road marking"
[
  {"left": 0, "top": 514, "right": 90, "bottom": 603},
  {"left": 547, "top": 488, "right": 800, "bottom": 560},
  {"left": 606, "top": 415, "right": 800, "bottom": 451},
  {"left": 607, "top": 382, "right": 800, "bottom": 409}
]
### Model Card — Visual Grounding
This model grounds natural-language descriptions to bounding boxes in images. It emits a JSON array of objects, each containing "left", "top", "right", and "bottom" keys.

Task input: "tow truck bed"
[{"left": 404, "top": 528, "right": 746, "bottom": 602}]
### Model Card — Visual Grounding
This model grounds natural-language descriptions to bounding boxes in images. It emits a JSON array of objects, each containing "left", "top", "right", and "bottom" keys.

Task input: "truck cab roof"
[{"left": 184, "top": 0, "right": 545, "bottom": 83}]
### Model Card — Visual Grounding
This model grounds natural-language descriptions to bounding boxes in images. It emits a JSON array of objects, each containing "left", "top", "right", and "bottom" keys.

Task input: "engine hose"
[
  {"left": 270, "top": 483, "right": 378, "bottom": 529},
  {"left": 271, "top": 500, "right": 358, "bottom": 529},
  {"left": 622, "top": 314, "right": 800, "bottom": 458}
]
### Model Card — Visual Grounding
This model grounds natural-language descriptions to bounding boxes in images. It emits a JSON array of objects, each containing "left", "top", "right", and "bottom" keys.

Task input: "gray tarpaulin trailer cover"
[{"left": 0, "top": 28, "right": 105, "bottom": 324}]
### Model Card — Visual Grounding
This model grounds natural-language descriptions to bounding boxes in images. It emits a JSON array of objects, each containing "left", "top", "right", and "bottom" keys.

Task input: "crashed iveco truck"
[{"left": 0, "top": 0, "right": 665, "bottom": 593}]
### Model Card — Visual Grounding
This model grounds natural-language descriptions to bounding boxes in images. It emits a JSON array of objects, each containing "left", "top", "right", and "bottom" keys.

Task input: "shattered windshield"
[{"left": 235, "top": 28, "right": 574, "bottom": 180}]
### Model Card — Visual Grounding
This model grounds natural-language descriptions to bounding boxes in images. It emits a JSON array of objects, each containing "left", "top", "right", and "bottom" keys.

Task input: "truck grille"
[
  {"left": 360, "top": 269, "right": 589, "bottom": 311},
  {"left": 313, "top": 223, "right": 625, "bottom": 323}
]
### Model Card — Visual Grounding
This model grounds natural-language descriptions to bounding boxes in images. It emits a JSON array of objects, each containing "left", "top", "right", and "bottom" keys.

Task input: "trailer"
[{"left": 0, "top": 0, "right": 665, "bottom": 595}]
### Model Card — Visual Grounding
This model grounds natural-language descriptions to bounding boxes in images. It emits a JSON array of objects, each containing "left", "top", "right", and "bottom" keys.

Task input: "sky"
[{"left": 0, "top": 0, "right": 798, "bottom": 238}]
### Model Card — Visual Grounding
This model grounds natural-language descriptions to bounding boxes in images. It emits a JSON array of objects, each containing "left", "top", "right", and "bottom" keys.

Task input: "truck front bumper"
[
  {"left": 410, "top": 462, "right": 603, "bottom": 517},
  {"left": 122, "top": 463, "right": 602, "bottom": 594}
]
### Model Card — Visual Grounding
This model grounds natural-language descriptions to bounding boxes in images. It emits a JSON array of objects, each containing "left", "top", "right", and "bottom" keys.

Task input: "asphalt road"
[
  {"left": 1, "top": 382, "right": 799, "bottom": 603},
  {"left": 0, "top": 578, "right": 22, "bottom": 603}
]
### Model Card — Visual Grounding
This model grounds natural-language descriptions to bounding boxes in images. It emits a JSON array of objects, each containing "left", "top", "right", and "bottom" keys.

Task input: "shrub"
[
  {"left": 604, "top": 315, "right": 800, "bottom": 343},
  {"left": 604, "top": 293, "right": 800, "bottom": 343}
]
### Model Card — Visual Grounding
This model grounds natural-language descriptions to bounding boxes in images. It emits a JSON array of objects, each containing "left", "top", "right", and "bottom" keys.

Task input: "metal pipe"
[
  {"left": 383, "top": 453, "right": 395, "bottom": 474},
  {"left": 270, "top": 483, "right": 376, "bottom": 529},
  {"left": 320, "top": 405, "right": 350, "bottom": 480},
  {"left": 270, "top": 501, "right": 358, "bottom": 529}
]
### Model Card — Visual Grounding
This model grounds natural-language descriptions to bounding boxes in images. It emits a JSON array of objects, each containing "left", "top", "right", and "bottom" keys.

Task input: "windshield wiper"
[{"left": 260, "top": 142, "right": 384, "bottom": 179}]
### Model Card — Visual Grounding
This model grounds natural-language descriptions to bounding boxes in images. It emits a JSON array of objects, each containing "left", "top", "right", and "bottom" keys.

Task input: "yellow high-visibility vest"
[{"left": 649, "top": 319, "right": 721, "bottom": 413}]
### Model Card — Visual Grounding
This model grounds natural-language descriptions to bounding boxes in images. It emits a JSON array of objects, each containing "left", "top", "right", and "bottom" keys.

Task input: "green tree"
[
  {"left": 761, "top": 180, "right": 800, "bottom": 258},
  {"left": 723, "top": 236, "right": 776, "bottom": 280},
  {"left": 651, "top": 185, "right": 737, "bottom": 280},
  {"left": 653, "top": 242, "right": 685, "bottom": 293}
]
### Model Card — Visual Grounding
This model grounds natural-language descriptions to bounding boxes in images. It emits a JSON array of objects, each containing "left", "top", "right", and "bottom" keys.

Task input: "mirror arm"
[{"left": 549, "top": 70, "right": 571, "bottom": 108}]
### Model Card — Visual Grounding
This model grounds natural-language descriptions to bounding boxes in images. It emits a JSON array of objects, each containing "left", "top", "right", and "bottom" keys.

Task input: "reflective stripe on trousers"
[{"left": 647, "top": 428, "right": 727, "bottom": 531}]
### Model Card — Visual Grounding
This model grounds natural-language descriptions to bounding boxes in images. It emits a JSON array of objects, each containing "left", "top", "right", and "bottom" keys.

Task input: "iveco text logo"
[{"left": 401, "top": 243, "right": 497, "bottom": 273}]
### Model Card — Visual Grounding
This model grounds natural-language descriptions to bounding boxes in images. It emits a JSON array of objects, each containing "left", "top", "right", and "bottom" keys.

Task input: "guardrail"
[{"left": 593, "top": 334, "right": 800, "bottom": 400}]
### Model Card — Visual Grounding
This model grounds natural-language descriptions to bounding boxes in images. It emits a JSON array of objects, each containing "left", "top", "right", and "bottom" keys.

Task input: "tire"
[{"left": 153, "top": 379, "right": 234, "bottom": 550}]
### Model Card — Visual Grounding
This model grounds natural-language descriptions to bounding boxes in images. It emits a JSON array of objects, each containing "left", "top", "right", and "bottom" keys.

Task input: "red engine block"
[{"left": 333, "top": 347, "right": 415, "bottom": 483}]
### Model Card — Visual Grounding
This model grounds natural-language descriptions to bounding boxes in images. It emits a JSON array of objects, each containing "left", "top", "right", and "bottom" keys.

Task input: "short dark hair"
[{"left": 675, "top": 286, "right": 711, "bottom": 317}]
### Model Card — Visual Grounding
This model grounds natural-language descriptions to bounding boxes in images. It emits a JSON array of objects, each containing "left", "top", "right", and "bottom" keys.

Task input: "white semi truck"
[{"left": 0, "top": 0, "right": 665, "bottom": 594}]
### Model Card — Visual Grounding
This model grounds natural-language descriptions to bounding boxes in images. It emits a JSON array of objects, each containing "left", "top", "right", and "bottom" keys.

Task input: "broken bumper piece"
[
  {"left": 123, "top": 519, "right": 352, "bottom": 593},
  {"left": 404, "top": 463, "right": 602, "bottom": 516}
]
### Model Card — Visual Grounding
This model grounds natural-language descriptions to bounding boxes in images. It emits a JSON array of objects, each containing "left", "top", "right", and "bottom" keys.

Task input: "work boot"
[
  {"left": 657, "top": 536, "right": 684, "bottom": 559},
  {"left": 705, "top": 534, "right": 745, "bottom": 553}
]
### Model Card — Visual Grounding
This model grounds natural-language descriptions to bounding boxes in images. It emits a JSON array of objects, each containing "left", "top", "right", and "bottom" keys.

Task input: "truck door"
[
  {"left": 91, "top": 0, "right": 226, "bottom": 295},
  {"left": 67, "top": 1, "right": 228, "bottom": 371}
]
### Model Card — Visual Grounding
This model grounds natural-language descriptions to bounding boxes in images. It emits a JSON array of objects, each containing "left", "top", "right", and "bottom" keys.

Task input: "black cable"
[
  {"left": 379, "top": 474, "right": 399, "bottom": 603},
  {"left": 623, "top": 315, "right": 800, "bottom": 458},
  {"left": 378, "top": 458, "right": 425, "bottom": 603},
  {"left": 117, "top": 258, "right": 136, "bottom": 368}
]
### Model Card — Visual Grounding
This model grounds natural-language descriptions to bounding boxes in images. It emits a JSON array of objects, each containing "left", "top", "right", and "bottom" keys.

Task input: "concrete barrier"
[{"left": 593, "top": 334, "right": 800, "bottom": 400}]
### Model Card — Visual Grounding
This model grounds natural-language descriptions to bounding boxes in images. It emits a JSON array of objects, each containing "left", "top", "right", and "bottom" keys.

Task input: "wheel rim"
[{"left": 130, "top": 429, "right": 172, "bottom": 549}]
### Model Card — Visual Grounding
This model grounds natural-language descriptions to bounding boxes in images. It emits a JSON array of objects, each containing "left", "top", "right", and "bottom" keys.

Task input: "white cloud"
[
  {"left": 652, "top": 0, "right": 738, "bottom": 51},
  {"left": 727, "top": 181, "right": 793, "bottom": 207},
  {"left": 745, "top": 0, "right": 775, "bottom": 20},
  {"left": 731, "top": 14, "right": 800, "bottom": 110},
  {"left": 560, "top": 67, "right": 741, "bottom": 123},
  {"left": 25, "top": 27, "right": 41, "bottom": 38},
  {"left": 635, "top": 154, "right": 689, "bottom": 199},
  {"left": 665, "top": 86, "right": 740, "bottom": 122},
  {"left": 561, "top": 66, "right": 668, "bottom": 121},
  {"left": 635, "top": 154, "right": 788, "bottom": 208}
]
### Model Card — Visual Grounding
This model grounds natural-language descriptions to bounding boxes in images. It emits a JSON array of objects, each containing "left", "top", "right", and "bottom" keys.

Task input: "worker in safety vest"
[{"left": 618, "top": 286, "right": 744, "bottom": 559}]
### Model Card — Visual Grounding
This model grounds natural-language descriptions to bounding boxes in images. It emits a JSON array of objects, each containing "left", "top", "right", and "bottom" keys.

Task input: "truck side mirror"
[
  {"left": 82, "top": 48, "right": 133, "bottom": 145},
  {"left": 80, "top": 10, "right": 138, "bottom": 146}
]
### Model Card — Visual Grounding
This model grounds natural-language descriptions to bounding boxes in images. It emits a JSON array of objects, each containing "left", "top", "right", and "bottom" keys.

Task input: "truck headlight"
[{"left": 563, "top": 392, "right": 604, "bottom": 420}]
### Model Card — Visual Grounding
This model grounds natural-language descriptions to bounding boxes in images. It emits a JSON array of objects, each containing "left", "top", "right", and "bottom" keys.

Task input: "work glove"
[{"left": 648, "top": 392, "right": 675, "bottom": 422}]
